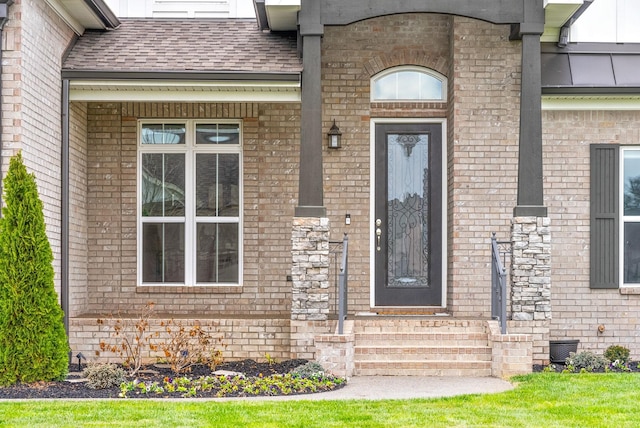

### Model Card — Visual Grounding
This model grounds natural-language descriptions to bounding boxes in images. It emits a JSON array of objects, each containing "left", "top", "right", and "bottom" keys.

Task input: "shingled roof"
[{"left": 63, "top": 19, "right": 301, "bottom": 75}]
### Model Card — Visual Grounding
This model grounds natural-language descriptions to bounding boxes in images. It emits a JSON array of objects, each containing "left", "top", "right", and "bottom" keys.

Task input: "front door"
[{"left": 374, "top": 123, "right": 443, "bottom": 306}]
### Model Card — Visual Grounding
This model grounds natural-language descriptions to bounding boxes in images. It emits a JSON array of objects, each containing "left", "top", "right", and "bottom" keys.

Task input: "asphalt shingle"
[{"left": 63, "top": 19, "right": 301, "bottom": 74}]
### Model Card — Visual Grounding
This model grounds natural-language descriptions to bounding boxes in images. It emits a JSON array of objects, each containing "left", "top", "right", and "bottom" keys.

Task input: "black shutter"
[{"left": 590, "top": 144, "right": 619, "bottom": 289}]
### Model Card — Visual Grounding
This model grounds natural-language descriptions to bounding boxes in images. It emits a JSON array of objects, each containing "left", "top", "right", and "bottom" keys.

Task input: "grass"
[{"left": 1, "top": 373, "right": 640, "bottom": 427}]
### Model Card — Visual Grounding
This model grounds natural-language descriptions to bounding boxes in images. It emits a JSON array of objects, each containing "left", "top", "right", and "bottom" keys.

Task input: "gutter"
[
  {"left": 61, "top": 70, "right": 302, "bottom": 81},
  {"left": 61, "top": 80, "right": 70, "bottom": 352},
  {"left": 0, "top": 0, "right": 13, "bottom": 212},
  {"left": 83, "top": 0, "right": 120, "bottom": 29}
]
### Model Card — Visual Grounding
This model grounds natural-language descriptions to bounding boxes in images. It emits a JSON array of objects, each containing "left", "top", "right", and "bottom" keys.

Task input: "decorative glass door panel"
[
  {"left": 375, "top": 123, "right": 442, "bottom": 306},
  {"left": 387, "top": 133, "right": 429, "bottom": 288}
]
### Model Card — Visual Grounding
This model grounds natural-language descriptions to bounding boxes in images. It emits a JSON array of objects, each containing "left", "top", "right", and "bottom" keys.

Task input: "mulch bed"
[{"left": 0, "top": 359, "right": 343, "bottom": 399}]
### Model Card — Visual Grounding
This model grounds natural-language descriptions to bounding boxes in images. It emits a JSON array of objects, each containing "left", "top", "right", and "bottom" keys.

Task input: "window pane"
[
  {"left": 142, "top": 223, "right": 185, "bottom": 283},
  {"left": 141, "top": 124, "right": 185, "bottom": 145},
  {"left": 196, "top": 153, "right": 239, "bottom": 217},
  {"left": 397, "top": 71, "right": 420, "bottom": 99},
  {"left": 374, "top": 74, "right": 397, "bottom": 100},
  {"left": 196, "top": 123, "right": 240, "bottom": 145},
  {"left": 624, "top": 150, "right": 640, "bottom": 215},
  {"left": 624, "top": 222, "right": 640, "bottom": 284},
  {"left": 142, "top": 153, "right": 185, "bottom": 216},
  {"left": 420, "top": 74, "right": 443, "bottom": 100},
  {"left": 373, "top": 69, "right": 444, "bottom": 101},
  {"left": 197, "top": 223, "right": 239, "bottom": 283}
]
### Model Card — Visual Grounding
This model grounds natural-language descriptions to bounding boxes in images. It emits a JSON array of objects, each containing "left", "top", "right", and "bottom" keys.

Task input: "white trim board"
[{"left": 542, "top": 95, "right": 640, "bottom": 111}]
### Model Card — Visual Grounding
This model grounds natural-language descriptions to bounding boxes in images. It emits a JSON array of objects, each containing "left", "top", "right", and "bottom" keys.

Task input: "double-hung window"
[
  {"left": 622, "top": 148, "right": 640, "bottom": 286},
  {"left": 138, "top": 121, "right": 242, "bottom": 286}
]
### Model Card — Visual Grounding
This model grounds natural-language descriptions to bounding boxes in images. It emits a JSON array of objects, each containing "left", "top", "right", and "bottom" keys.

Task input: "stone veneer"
[
  {"left": 511, "top": 217, "right": 551, "bottom": 321},
  {"left": 291, "top": 217, "right": 330, "bottom": 321}
]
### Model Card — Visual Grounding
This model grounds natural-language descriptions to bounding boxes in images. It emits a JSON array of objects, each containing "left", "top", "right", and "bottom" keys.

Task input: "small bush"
[
  {"left": 604, "top": 345, "right": 631, "bottom": 364},
  {"left": 159, "top": 319, "right": 226, "bottom": 374},
  {"left": 565, "top": 351, "right": 608, "bottom": 372},
  {"left": 290, "top": 361, "right": 325, "bottom": 378},
  {"left": 83, "top": 363, "right": 126, "bottom": 389},
  {"left": 97, "top": 302, "right": 160, "bottom": 376}
]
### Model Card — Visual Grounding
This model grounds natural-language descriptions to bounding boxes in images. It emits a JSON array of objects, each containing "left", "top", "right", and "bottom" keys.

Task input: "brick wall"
[
  {"left": 321, "top": 15, "right": 521, "bottom": 316},
  {"left": 1, "top": 0, "right": 75, "bottom": 297},
  {"left": 69, "top": 316, "right": 292, "bottom": 363},
  {"left": 543, "top": 110, "right": 640, "bottom": 357},
  {"left": 448, "top": 17, "right": 521, "bottom": 317},
  {"left": 81, "top": 102, "right": 300, "bottom": 316},
  {"left": 69, "top": 102, "right": 89, "bottom": 316},
  {"left": 322, "top": 14, "right": 452, "bottom": 313}
]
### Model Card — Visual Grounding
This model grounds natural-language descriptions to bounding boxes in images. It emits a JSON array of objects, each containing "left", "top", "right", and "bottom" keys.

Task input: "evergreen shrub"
[{"left": 0, "top": 152, "right": 69, "bottom": 385}]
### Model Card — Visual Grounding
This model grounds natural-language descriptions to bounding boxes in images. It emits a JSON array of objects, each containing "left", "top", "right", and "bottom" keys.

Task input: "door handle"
[{"left": 375, "top": 218, "right": 382, "bottom": 251}]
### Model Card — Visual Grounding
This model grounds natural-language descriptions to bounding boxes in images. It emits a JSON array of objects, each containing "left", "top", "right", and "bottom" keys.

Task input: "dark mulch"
[{"left": 0, "top": 359, "right": 343, "bottom": 400}]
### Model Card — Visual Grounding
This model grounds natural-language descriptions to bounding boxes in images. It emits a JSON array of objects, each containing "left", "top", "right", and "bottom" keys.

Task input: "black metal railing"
[
  {"left": 491, "top": 233, "right": 510, "bottom": 334},
  {"left": 329, "top": 234, "right": 349, "bottom": 334}
]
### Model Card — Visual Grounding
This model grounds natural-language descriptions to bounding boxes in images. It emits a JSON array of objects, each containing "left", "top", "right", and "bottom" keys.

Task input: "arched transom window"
[{"left": 371, "top": 66, "right": 447, "bottom": 102}]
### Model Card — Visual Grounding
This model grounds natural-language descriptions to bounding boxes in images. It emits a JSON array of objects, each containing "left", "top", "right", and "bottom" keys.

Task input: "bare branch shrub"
[
  {"left": 97, "top": 302, "right": 160, "bottom": 376},
  {"left": 159, "top": 319, "right": 226, "bottom": 374}
]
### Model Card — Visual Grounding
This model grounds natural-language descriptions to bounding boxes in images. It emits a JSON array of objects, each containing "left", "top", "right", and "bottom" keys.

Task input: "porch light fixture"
[{"left": 327, "top": 119, "right": 342, "bottom": 149}]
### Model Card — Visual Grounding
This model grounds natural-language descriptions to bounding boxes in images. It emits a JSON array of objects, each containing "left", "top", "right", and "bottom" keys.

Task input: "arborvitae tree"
[{"left": 0, "top": 152, "right": 68, "bottom": 385}]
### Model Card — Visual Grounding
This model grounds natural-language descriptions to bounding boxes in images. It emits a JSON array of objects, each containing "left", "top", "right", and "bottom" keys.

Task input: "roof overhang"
[
  {"left": 62, "top": 71, "right": 301, "bottom": 102},
  {"left": 255, "top": 0, "right": 300, "bottom": 31},
  {"left": 254, "top": 0, "right": 585, "bottom": 40},
  {"left": 541, "top": 43, "right": 640, "bottom": 95},
  {"left": 542, "top": 0, "right": 584, "bottom": 42},
  {"left": 45, "top": 0, "right": 120, "bottom": 35}
]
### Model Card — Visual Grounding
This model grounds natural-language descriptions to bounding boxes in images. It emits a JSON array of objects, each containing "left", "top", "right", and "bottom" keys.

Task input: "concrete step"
[
  {"left": 354, "top": 360, "right": 492, "bottom": 377},
  {"left": 355, "top": 331, "right": 489, "bottom": 347},
  {"left": 352, "top": 318, "right": 492, "bottom": 376},
  {"left": 355, "top": 319, "right": 488, "bottom": 334},
  {"left": 354, "top": 345, "right": 492, "bottom": 362}
]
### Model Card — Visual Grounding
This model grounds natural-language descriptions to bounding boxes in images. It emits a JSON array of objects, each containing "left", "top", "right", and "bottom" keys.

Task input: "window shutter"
[{"left": 590, "top": 144, "right": 619, "bottom": 289}]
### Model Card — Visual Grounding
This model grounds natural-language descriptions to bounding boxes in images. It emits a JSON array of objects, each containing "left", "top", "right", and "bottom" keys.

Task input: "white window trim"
[
  {"left": 620, "top": 146, "right": 640, "bottom": 288},
  {"left": 371, "top": 66, "right": 447, "bottom": 102},
  {"left": 137, "top": 119, "right": 243, "bottom": 287}
]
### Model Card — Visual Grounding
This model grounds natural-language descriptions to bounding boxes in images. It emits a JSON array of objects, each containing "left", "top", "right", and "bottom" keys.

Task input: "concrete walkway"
[{"left": 218, "top": 376, "right": 514, "bottom": 401}]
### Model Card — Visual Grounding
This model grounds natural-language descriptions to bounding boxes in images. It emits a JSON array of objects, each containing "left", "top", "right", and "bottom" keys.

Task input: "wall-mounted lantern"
[{"left": 327, "top": 119, "right": 342, "bottom": 149}]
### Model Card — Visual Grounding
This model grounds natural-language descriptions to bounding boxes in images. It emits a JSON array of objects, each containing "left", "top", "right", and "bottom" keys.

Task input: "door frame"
[{"left": 369, "top": 118, "right": 448, "bottom": 308}]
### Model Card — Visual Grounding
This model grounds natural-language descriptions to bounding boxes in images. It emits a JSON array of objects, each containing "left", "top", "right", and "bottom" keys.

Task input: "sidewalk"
[{"left": 218, "top": 376, "right": 514, "bottom": 401}]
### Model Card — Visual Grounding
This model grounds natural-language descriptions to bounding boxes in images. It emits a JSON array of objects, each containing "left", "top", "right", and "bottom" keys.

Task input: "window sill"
[
  {"left": 619, "top": 287, "right": 640, "bottom": 295},
  {"left": 136, "top": 285, "right": 243, "bottom": 294}
]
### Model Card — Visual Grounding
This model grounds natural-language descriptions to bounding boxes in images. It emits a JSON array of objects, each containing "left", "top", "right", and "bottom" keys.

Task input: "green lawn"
[{"left": 1, "top": 373, "right": 640, "bottom": 427}]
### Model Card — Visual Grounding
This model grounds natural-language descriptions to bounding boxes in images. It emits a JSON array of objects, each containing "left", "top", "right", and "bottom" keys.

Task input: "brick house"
[{"left": 4, "top": 0, "right": 640, "bottom": 378}]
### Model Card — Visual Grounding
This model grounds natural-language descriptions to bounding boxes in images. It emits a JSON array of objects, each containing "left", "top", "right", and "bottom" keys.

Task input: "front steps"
[{"left": 353, "top": 318, "right": 493, "bottom": 376}]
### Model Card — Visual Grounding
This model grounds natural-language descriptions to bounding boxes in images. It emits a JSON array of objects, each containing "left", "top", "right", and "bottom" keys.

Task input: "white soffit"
[
  {"left": 542, "top": 95, "right": 640, "bottom": 111},
  {"left": 542, "top": 0, "right": 583, "bottom": 42},
  {"left": 68, "top": 80, "right": 301, "bottom": 102},
  {"left": 45, "top": 0, "right": 108, "bottom": 35},
  {"left": 265, "top": 0, "right": 299, "bottom": 31}
]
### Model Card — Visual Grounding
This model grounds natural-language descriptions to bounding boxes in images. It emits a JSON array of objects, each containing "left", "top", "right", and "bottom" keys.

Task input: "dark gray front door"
[{"left": 374, "top": 123, "right": 442, "bottom": 306}]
